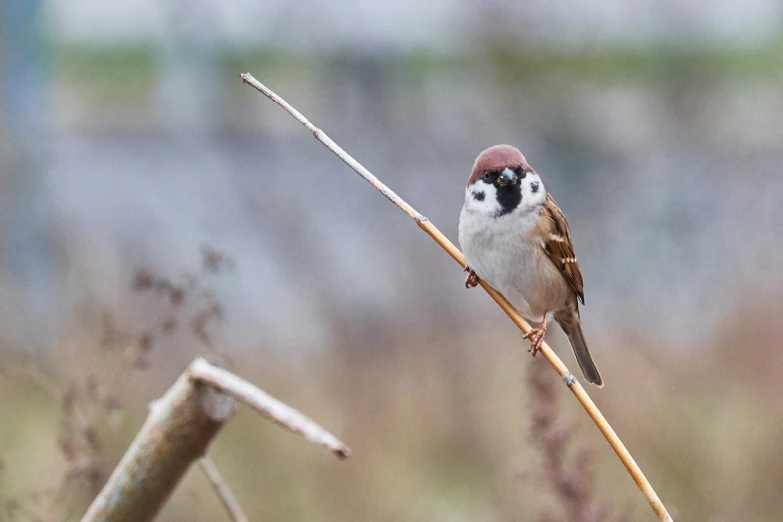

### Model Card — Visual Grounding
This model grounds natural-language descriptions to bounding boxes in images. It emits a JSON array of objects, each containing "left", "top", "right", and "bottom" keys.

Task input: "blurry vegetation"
[
  {"left": 0, "top": 248, "right": 233, "bottom": 521},
  {"left": 4, "top": 272, "right": 783, "bottom": 520},
  {"left": 482, "top": 46, "right": 783, "bottom": 84},
  {"left": 54, "top": 43, "right": 783, "bottom": 94},
  {"left": 54, "top": 45, "right": 156, "bottom": 100},
  {"left": 3, "top": 11, "right": 783, "bottom": 521},
  {"left": 525, "top": 367, "right": 631, "bottom": 522}
]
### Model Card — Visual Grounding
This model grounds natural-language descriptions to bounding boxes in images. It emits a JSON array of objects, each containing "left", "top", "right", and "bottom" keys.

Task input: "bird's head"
[{"left": 464, "top": 145, "right": 545, "bottom": 218}]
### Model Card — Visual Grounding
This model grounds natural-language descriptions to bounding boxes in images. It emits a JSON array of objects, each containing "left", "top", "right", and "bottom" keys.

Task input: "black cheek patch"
[
  {"left": 473, "top": 191, "right": 485, "bottom": 202},
  {"left": 531, "top": 182, "right": 540, "bottom": 194}
]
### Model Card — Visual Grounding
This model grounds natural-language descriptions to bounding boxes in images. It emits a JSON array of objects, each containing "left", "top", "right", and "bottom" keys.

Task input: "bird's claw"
[
  {"left": 523, "top": 328, "right": 546, "bottom": 357},
  {"left": 464, "top": 267, "right": 479, "bottom": 288}
]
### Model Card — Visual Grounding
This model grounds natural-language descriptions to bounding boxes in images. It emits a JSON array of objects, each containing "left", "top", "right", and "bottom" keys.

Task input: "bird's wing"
[{"left": 540, "top": 193, "right": 585, "bottom": 304}]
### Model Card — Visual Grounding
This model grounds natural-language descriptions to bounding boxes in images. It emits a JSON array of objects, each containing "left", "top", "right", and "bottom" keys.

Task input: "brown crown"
[{"left": 468, "top": 145, "right": 531, "bottom": 186}]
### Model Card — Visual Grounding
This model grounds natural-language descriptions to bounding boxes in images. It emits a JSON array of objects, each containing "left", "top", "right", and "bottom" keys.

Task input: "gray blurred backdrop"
[{"left": 1, "top": 1, "right": 782, "bottom": 521}]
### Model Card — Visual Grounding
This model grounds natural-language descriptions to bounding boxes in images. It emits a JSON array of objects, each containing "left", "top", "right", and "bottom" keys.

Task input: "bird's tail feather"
[{"left": 560, "top": 318, "right": 603, "bottom": 387}]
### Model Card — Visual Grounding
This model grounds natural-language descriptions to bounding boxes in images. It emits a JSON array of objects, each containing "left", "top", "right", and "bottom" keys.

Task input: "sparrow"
[{"left": 458, "top": 145, "right": 603, "bottom": 387}]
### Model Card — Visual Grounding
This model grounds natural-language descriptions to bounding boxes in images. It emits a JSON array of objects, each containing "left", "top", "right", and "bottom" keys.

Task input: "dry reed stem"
[
  {"left": 190, "top": 359, "right": 351, "bottom": 458},
  {"left": 241, "top": 72, "right": 673, "bottom": 522},
  {"left": 82, "top": 358, "right": 350, "bottom": 522},
  {"left": 81, "top": 360, "right": 237, "bottom": 522},
  {"left": 199, "top": 456, "right": 249, "bottom": 522}
]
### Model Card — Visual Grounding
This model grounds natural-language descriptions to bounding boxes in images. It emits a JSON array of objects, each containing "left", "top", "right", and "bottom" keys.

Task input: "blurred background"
[{"left": 1, "top": 0, "right": 783, "bottom": 520}]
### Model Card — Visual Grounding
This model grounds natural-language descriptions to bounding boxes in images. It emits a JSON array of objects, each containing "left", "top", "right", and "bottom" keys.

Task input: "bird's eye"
[
  {"left": 483, "top": 171, "right": 492, "bottom": 182},
  {"left": 517, "top": 167, "right": 527, "bottom": 179}
]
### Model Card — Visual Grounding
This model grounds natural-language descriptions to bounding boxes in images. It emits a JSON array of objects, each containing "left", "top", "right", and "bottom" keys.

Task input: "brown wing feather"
[{"left": 541, "top": 193, "right": 585, "bottom": 304}]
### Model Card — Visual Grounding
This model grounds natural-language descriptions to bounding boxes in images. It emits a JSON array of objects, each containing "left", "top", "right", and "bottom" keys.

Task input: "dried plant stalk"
[
  {"left": 199, "top": 456, "right": 249, "bottom": 522},
  {"left": 82, "top": 358, "right": 350, "bottom": 522},
  {"left": 81, "top": 362, "right": 237, "bottom": 522},
  {"left": 190, "top": 359, "right": 351, "bottom": 458},
  {"left": 241, "top": 72, "right": 673, "bottom": 522}
]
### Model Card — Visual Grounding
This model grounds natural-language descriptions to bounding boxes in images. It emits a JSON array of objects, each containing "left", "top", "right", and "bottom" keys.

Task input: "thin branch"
[
  {"left": 81, "top": 361, "right": 237, "bottom": 522},
  {"left": 199, "top": 457, "right": 248, "bottom": 522},
  {"left": 82, "top": 358, "right": 350, "bottom": 522},
  {"left": 241, "top": 72, "right": 673, "bottom": 522},
  {"left": 189, "top": 358, "right": 350, "bottom": 458}
]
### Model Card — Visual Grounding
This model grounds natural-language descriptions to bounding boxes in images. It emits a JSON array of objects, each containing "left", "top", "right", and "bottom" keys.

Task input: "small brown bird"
[{"left": 458, "top": 145, "right": 602, "bottom": 386}]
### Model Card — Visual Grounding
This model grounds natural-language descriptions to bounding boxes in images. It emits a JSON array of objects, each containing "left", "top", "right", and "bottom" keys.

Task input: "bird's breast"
[{"left": 459, "top": 207, "right": 572, "bottom": 322}]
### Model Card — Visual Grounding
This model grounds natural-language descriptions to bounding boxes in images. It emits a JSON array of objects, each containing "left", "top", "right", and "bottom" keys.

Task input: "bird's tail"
[{"left": 558, "top": 315, "right": 603, "bottom": 387}]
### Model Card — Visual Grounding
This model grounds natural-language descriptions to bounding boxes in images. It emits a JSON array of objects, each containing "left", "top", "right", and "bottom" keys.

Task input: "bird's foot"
[
  {"left": 464, "top": 266, "right": 479, "bottom": 288},
  {"left": 523, "top": 321, "right": 549, "bottom": 357}
]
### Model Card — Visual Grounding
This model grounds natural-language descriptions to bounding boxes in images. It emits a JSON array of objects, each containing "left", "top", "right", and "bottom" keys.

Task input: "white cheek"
[
  {"left": 465, "top": 183, "right": 500, "bottom": 215},
  {"left": 520, "top": 176, "right": 546, "bottom": 209}
]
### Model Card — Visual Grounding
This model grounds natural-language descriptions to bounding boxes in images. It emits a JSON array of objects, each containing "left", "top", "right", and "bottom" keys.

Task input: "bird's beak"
[{"left": 497, "top": 167, "right": 518, "bottom": 187}]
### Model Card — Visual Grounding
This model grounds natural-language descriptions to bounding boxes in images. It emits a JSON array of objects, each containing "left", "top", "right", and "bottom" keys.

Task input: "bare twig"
[
  {"left": 241, "top": 72, "right": 673, "bottom": 522},
  {"left": 199, "top": 457, "right": 248, "bottom": 522},
  {"left": 81, "top": 361, "right": 236, "bottom": 522},
  {"left": 82, "top": 358, "right": 350, "bottom": 522},
  {"left": 190, "top": 358, "right": 351, "bottom": 458}
]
